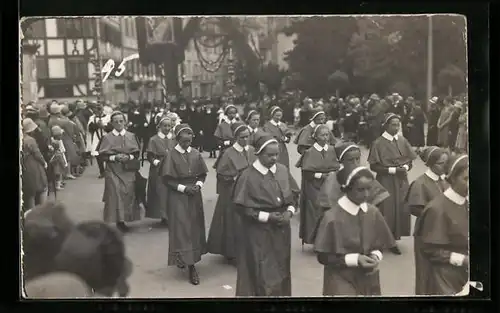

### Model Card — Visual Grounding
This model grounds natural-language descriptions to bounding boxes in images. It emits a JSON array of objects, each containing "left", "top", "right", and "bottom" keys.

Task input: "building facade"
[
  {"left": 255, "top": 16, "right": 294, "bottom": 70},
  {"left": 23, "top": 17, "right": 161, "bottom": 104}
]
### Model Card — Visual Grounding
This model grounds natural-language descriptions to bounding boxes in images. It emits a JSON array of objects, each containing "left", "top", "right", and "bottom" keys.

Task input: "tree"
[
  {"left": 438, "top": 64, "right": 466, "bottom": 96},
  {"left": 328, "top": 70, "right": 349, "bottom": 97},
  {"left": 259, "top": 63, "right": 286, "bottom": 97},
  {"left": 283, "top": 17, "right": 357, "bottom": 97}
]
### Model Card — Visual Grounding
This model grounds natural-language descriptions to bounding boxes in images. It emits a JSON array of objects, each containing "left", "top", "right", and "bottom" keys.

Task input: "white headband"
[
  {"left": 175, "top": 126, "right": 192, "bottom": 136},
  {"left": 448, "top": 155, "right": 468, "bottom": 178},
  {"left": 425, "top": 147, "right": 440, "bottom": 162},
  {"left": 384, "top": 113, "right": 399, "bottom": 125},
  {"left": 256, "top": 139, "right": 278, "bottom": 154},
  {"left": 246, "top": 110, "right": 258, "bottom": 121},
  {"left": 310, "top": 111, "right": 325, "bottom": 121},
  {"left": 312, "top": 124, "right": 326, "bottom": 137},
  {"left": 233, "top": 124, "right": 247, "bottom": 136},
  {"left": 341, "top": 166, "right": 368, "bottom": 188},
  {"left": 270, "top": 107, "right": 282, "bottom": 117},
  {"left": 338, "top": 144, "right": 359, "bottom": 161}
]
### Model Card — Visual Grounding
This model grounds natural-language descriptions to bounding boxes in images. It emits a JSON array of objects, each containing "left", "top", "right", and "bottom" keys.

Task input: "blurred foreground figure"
[{"left": 23, "top": 202, "right": 132, "bottom": 298}]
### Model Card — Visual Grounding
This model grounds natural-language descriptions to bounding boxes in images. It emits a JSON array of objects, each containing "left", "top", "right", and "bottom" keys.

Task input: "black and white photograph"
[{"left": 20, "top": 15, "right": 470, "bottom": 298}]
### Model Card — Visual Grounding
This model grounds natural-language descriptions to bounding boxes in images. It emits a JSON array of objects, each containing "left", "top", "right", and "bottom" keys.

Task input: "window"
[
  {"left": 57, "top": 19, "right": 84, "bottom": 38},
  {"left": 36, "top": 57, "right": 48, "bottom": 79},
  {"left": 67, "top": 57, "right": 88, "bottom": 80},
  {"left": 48, "top": 58, "right": 66, "bottom": 78},
  {"left": 26, "top": 19, "right": 46, "bottom": 38},
  {"left": 44, "top": 82, "right": 74, "bottom": 98}
]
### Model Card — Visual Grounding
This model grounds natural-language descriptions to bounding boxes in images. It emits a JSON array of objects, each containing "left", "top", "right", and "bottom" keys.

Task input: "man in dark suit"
[{"left": 136, "top": 101, "right": 157, "bottom": 164}]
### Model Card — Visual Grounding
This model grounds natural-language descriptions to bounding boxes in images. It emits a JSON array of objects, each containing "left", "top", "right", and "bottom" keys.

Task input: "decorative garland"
[{"left": 193, "top": 36, "right": 229, "bottom": 73}]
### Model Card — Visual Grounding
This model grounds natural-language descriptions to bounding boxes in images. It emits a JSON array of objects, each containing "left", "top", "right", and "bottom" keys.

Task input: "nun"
[
  {"left": 313, "top": 166, "right": 396, "bottom": 296},
  {"left": 245, "top": 109, "right": 263, "bottom": 147},
  {"left": 405, "top": 146, "right": 449, "bottom": 295},
  {"left": 207, "top": 122, "right": 256, "bottom": 263},
  {"left": 262, "top": 106, "right": 293, "bottom": 168},
  {"left": 368, "top": 113, "right": 417, "bottom": 254},
  {"left": 214, "top": 104, "right": 239, "bottom": 155},
  {"left": 317, "top": 142, "right": 390, "bottom": 211},
  {"left": 296, "top": 124, "right": 341, "bottom": 247},
  {"left": 145, "top": 114, "right": 177, "bottom": 227},
  {"left": 232, "top": 132, "right": 296, "bottom": 296},
  {"left": 413, "top": 154, "right": 469, "bottom": 295},
  {"left": 160, "top": 124, "right": 208, "bottom": 285},
  {"left": 294, "top": 109, "right": 337, "bottom": 155},
  {"left": 98, "top": 111, "right": 141, "bottom": 233}
]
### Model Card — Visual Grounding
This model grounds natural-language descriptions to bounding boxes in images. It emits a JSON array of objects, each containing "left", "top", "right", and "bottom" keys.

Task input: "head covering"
[
  {"left": 370, "top": 93, "right": 380, "bottom": 101},
  {"left": 25, "top": 105, "right": 38, "bottom": 115},
  {"left": 454, "top": 101, "right": 464, "bottom": 109},
  {"left": 254, "top": 132, "right": 278, "bottom": 155},
  {"left": 337, "top": 166, "right": 373, "bottom": 189},
  {"left": 51, "top": 125, "right": 63, "bottom": 136},
  {"left": 334, "top": 142, "right": 360, "bottom": 162},
  {"left": 61, "top": 105, "right": 70, "bottom": 116},
  {"left": 418, "top": 146, "right": 447, "bottom": 166},
  {"left": 103, "top": 106, "right": 113, "bottom": 116},
  {"left": 429, "top": 96, "right": 438, "bottom": 104},
  {"left": 231, "top": 121, "right": 248, "bottom": 137},
  {"left": 383, "top": 113, "right": 400, "bottom": 126},
  {"left": 50, "top": 103, "right": 62, "bottom": 114},
  {"left": 310, "top": 109, "right": 326, "bottom": 122},
  {"left": 445, "top": 154, "right": 469, "bottom": 179},
  {"left": 312, "top": 124, "right": 329, "bottom": 138},
  {"left": 22, "top": 118, "right": 38, "bottom": 133},
  {"left": 224, "top": 104, "right": 237, "bottom": 115},
  {"left": 110, "top": 111, "right": 125, "bottom": 121},
  {"left": 269, "top": 106, "right": 282, "bottom": 117},
  {"left": 174, "top": 123, "right": 193, "bottom": 137},
  {"left": 246, "top": 109, "right": 259, "bottom": 122}
]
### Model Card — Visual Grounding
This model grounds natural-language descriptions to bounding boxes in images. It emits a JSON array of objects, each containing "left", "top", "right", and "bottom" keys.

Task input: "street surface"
[{"left": 52, "top": 142, "right": 425, "bottom": 297}]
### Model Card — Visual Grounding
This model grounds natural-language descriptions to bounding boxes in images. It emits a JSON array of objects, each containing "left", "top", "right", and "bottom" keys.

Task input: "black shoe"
[
  {"left": 116, "top": 222, "right": 129, "bottom": 233},
  {"left": 390, "top": 245, "right": 402, "bottom": 255},
  {"left": 188, "top": 265, "right": 200, "bottom": 285},
  {"left": 176, "top": 255, "right": 186, "bottom": 269}
]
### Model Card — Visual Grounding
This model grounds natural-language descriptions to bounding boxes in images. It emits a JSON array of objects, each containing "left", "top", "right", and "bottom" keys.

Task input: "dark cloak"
[
  {"left": 232, "top": 163, "right": 294, "bottom": 297},
  {"left": 368, "top": 135, "right": 417, "bottom": 239},
  {"left": 201, "top": 109, "right": 218, "bottom": 151},
  {"left": 314, "top": 202, "right": 396, "bottom": 296},
  {"left": 145, "top": 134, "right": 176, "bottom": 219},
  {"left": 207, "top": 146, "right": 256, "bottom": 259},
  {"left": 405, "top": 173, "right": 449, "bottom": 295},
  {"left": 413, "top": 194, "right": 469, "bottom": 295},
  {"left": 98, "top": 131, "right": 141, "bottom": 223},
  {"left": 213, "top": 120, "right": 235, "bottom": 168},
  {"left": 160, "top": 147, "right": 208, "bottom": 266},
  {"left": 296, "top": 145, "right": 340, "bottom": 244},
  {"left": 262, "top": 121, "right": 291, "bottom": 168}
]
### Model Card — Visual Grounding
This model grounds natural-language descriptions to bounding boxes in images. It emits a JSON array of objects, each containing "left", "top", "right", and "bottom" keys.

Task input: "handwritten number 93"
[{"left": 101, "top": 53, "right": 139, "bottom": 82}]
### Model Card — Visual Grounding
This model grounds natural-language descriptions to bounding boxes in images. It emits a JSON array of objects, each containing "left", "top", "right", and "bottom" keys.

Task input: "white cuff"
[
  {"left": 314, "top": 173, "right": 323, "bottom": 179},
  {"left": 129, "top": 154, "right": 135, "bottom": 160},
  {"left": 195, "top": 181, "right": 204, "bottom": 188},
  {"left": 388, "top": 167, "right": 396, "bottom": 174},
  {"left": 286, "top": 206, "right": 296, "bottom": 215},
  {"left": 370, "top": 250, "right": 383, "bottom": 261},
  {"left": 224, "top": 140, "right": 230, "bottom": 146},
  {"left": 345, "top": 253, "right": 360, "bottom": 267},
  {"left": 258, "top": 211, "right": 270, "bottom": 223},
  {"left": 109, "top": 155, "right": 116, "bottom": 161},
  {"left": 403, "top": 164, "right": 409, "bottom": 171},
  {"left": 177, "top": 184, "right": 186, "bottom": 193},
  {"left": 153, "top": 159, "right": 160, "bottom": 166},
  {"left": 450, "top": 252, "right": 466, "bottom": 266}
]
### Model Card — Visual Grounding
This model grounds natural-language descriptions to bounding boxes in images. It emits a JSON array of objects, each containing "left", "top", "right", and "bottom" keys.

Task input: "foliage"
[
  {"left": 437, "top": 64, "right": 466, "bottom": 95},
  {"left": 328, "top": 70, "right": 349, "bottom": 92},
  {"left": 259, "top": 63, "right": 286, "bottom": 97},
  {"left": 283, "top": 15, "right": 467, "bottom": 98},
  {"left": 389, "top": 81, "right": 412, "bottom": 98}
]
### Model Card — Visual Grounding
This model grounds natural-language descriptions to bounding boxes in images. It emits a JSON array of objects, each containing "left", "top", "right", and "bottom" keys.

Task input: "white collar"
[
  {"left": 309, "top": 121, "right": 316, "bottom": 128},
  {"left": 313, "top": 142, "right": 329, "bottom": 152},
  {"left": 158, "top": 132, "right": 166, "bottom": 139},
  {"left": 166, "top": 132, "right": 173, "bottom": 139},
  {"left": 382, "top": 131, "right": 398, "bottom": 141},
  {"left": 443, "top": 188, "right": 466, "bottom": 205},
  {"left": 338, "top": 196, "right": 368, "bottom": 216},
  {"left": 233, "top": 142, "right": 249, "bottom": 152},
  {"left": 345, "top": 113, "right": 352, "bottom": 116},
  {"left": 270, "top": 119, "right": 280, "bottom": 126},
  {"left": 248, "top": 126, "right": 258, "bottom": 133},
  {"left": 175, "top": 144, "right": 192, "bottom": 154},
  {"left": 112, "top": 129, "right": 126, "bottom": 136},
  {"left": 424, "top": 169, "right": 443, "bottom": 181},
  {"left": 252, "top": 159, "right": 277, "bottom": 175}
]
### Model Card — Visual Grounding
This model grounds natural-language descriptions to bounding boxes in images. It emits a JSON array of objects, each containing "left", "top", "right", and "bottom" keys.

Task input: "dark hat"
[
  {"left": 224, "top": 104, "right": 238, "bottom": 115},
  {"left": 253, "top": 132, "right": 278, "bottom": 155},
  {"left": 174, "top": 123, "right": 193, "bottom": 137},
  {"left": 334, "top": 141, "right": 360, "bottom": 162},
  {"left": 310, "top": 108, "right": 326, "bottom": 121},
  {"left": 418, "top": 146, "right": 448, "bottom": 166},
  {"left": 269, "top": 106, "right": 282, "bottom": 117},
  {"left": 246, "top": 109, "right": 259, "bottom": 121},
  {"left": 312, "top": 124, "right": 329, "bottom": 138},
  {"left": 231, "top": 121, "right": 248, "bottom": 137},
  {"left": 337, "top": 165, "right": 373, "bottom": 189},
  {"left": 445, "top": 154, "right": 468, "bottom": 179}
]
